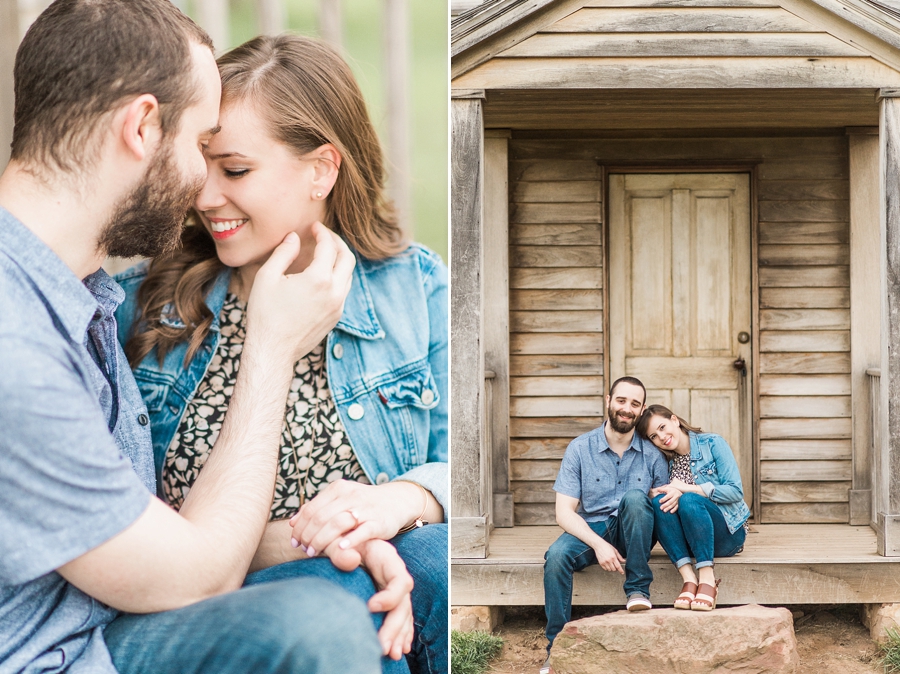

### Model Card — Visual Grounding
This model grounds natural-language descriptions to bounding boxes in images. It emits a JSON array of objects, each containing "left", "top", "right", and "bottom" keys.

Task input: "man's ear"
[{"left": 120, "top": 94, "right": 162, "bottom": 162}]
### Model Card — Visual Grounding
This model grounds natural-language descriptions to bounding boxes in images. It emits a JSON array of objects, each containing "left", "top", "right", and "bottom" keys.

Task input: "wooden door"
[{"left": 609, "top": 173, "right": 753, "bottom": 508}]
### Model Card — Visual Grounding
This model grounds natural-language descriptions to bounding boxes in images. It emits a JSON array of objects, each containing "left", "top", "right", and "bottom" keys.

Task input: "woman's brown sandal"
[
  {"left": 674, "top": 582, "right": 698, "bottom": 610},
  {"left": 691, "top": 579, "right": 721, "bottom": 611}
]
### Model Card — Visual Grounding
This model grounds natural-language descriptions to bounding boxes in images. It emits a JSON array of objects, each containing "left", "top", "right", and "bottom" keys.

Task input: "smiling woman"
[{"left": 115, "top": 33, "right": 448, "bottom": 674}]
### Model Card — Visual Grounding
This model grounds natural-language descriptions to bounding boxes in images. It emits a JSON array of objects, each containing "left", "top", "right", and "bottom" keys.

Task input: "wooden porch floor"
[{"left": 452, "top": 525, "right": 900, "bottom": 606}]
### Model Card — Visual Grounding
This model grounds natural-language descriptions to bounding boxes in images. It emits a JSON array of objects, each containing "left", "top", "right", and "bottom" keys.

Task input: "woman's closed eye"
[{"left": 224, "top": 168, "right": 250, "bottom": 178}]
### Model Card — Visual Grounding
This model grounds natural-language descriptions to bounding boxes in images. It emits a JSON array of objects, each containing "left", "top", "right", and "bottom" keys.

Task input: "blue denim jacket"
[
  {"left": 114, "top": 244, "right": 448, "bottom": 519},
  {"left": 687, "top": 432, "right": 750, "bottom": 534}
]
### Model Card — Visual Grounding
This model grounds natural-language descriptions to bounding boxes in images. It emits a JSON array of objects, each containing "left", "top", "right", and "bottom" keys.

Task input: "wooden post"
[
  {"left": 383, "top": 0, "right": 411, "bottom": 237},
  {"left": 878, "top": 90, "right": 900, "bottom": 555},
  {"left": 484, "top": 128, "right": 512, "bottom": 527},
  {"left": 195, "top": 0, "right": 229, "bottom": 53},
  {"left": 319, "top": 0, "right": 342, "bottom": 48},
  {"left": 0, "top": 0, "right": 17, "bottom": 171},
  {"left": 451, "top": 89, "right": 487, "bottom": 558},
  {"left": 256, "top": 0, "right": 284, "bottom": 36},
  {"left": 848, "top": 126, "right": 880, "bottom": 526}
]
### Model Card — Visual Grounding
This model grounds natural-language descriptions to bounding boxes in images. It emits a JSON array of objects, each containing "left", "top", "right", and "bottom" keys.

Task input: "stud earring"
[{"left": 315, "top": 191, "right": 323, "bottom": 199}]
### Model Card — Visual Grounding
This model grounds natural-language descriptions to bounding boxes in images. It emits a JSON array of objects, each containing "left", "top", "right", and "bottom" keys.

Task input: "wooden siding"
[{"left": 507, "top": 131, "right": 850, "bottom": 525}]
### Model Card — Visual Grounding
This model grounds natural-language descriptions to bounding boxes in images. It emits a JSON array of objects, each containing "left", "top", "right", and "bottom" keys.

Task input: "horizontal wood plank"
[
  {"left": 512, "top": 376, "right": 606, "bottom": 397},
  {"left": 627, "top": 356, "right": 740, "bottom": 389},
  {"left": 511, "top": 246, "right": 602, "bottom": 268},
  {"left": 514, "top": 503, "right": 557, "bottom": 526},
  {"left": 510, "top": 396, "right": 606, "bottom": 417},
  {"left": 757, "top": 158, "right": 850, "bottom": 180},
  {"left": 759, "top": 374, "right": 851, "bottom": 396},
  {"left": 511, "top": 481, "right": 557, "bottom": 503},
  {"left": 759, "top": 352, "right": 850, "bottom": 374},
  {"left": 512, "top": 181, "right": 600, "bottom": 203},
  {"left": 758, "top": 244, "right": 849, "bottom": 266},
  {"left": 761, "top": 459, "right": 851, "bottom": 481},
  {"left": 757, "top": 179, "right": 849, "bottom": 201},
  {"left": 511, "top": 460, "right": 566, "bottom": 482},
  {"left": 510, "top": 333, "right": 604, "bottom": 355},
  {"left": 510, "top": 160, "right": 600, "bottom": 182},
  {"left": 759, "top": 221, "right": 849, "bottom": 245},
  {"left": 759, "top": 395, "right": 851, "bottom": 418},
  {"left": 511, "top": 310, "right": 604, "bottom": 332},
  {"left": 510, "top": 438, "right": 572, "bottom": 460},
  {"left": 759, "top": 308, "right": 849, "bottom": 330},
  {"left": 760, "top": 503, "right": 849, "bottom": 523},
  {"left": 758, "top": 266, "right": 849, "bottom": 287},
  {"left": 760, "top": 287, "right": 849, "bottom": 308},
  {"left": 760, "top": 439, "right": 851, "bottom": 461},
  {"left": 760, "top": 481, "right": 850, "bottom": 503},
  {"left": 511, "top": 354, "right": 604, "bottom": 377},
  {"left": 511, "top": 417, "right": 602, "bottom": 438},
  {"left": 759, "top": 417, "right": 851, "bottom": 439},
  {"left": 511, "top": 203, "right": 601, "bottom": 224},
  {"left": 546, "top": 7, "right": 817, "bottom": 33},
  {"left": 760, "top": 330, "right": 850, "bottom": 352},
  {"left": 510, "top": 289, "right": 603, "bottom": 311},
  {"left": 510, "top": 223, "right": 603, "bottom": 246},
  {"left": 758, "top": 199, "right": 849, "bottom": 222},
  {"left": 510, "top": 267, "right": 604, "bottom": 289}
]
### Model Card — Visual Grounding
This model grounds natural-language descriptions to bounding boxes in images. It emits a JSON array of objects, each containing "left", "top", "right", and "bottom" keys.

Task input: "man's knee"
[
  {"left": 544, "top": 534, "right": 581, "bottom": 575},
  {"left": 620, "top": 489, "right": 652, "bottom": 514}
]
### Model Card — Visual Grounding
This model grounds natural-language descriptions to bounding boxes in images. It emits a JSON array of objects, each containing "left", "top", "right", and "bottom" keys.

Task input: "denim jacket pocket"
[
  {"left": 135, "top": 380, "right": 169, "bottom": 414},
  {"left": 378, "top": 363, "right": 440, "bottom": 411}
]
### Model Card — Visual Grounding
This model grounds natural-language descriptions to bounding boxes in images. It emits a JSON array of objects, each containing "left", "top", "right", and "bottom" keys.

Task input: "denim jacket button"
[
  {"left": 332, "top": 343, "right": 344, "bottom": 360},
  {"left": 421, "top": 389, "right": 435, "bottom": 405},
  {"left": 376, "top": 472, "right": 390, "bottom": 485},
  {"left": 348, "top": 403, "right": 364, "bottom": 420}
]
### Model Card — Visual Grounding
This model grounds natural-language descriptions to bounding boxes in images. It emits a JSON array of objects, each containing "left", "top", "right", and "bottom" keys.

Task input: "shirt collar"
[
  {"left": 334, "top": 250, "right": 384, "bottom": 340},
  {"left": 598, "top": 420, "right": 646, "bottom": 454},
  {"left": 0, "top": 206, "right": 100, "bottom": 341}
]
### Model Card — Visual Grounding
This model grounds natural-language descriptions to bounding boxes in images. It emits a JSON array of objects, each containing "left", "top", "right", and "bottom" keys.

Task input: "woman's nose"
[{"left": 194, "top": 172, "right": 227, "bottom": 212}]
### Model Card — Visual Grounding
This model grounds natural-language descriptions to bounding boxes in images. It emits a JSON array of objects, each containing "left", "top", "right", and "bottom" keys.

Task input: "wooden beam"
[
  {"left": 451, "top": 96, "right": 487, "bottom": 557},
  {"left": 255, "top": 0, "right": 285, "bottom": 35},
  {"left": 879, "top": 92, "right": 900, "bottom": 556},
  {"left": 484, "top": 129, "right": 512, "bottom": 527},
  {"left": 849, "top": 127, "right": 880, "bottom": 525},
  {"left": 0, "top": 0, "right": 17, "bottom": 171}
]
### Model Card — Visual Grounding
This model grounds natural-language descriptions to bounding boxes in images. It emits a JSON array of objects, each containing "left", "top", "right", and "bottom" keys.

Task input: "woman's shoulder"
[
  {"left": 357, "top": 242, "right": 445, "bottom": 275},
  {"left": 356, "top": 243, "right": 447, "bottom": 294}
]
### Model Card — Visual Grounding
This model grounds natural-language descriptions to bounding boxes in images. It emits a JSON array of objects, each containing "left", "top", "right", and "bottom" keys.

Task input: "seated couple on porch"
[{"left": 541, "top": 376, "right": 750, "bottom": 673}]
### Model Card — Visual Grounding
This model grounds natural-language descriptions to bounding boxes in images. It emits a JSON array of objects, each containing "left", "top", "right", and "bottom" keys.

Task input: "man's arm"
[
  {"left": 58, "top": 227, "right": 356, "bottom": 613},
  {"left": 555, "top": 493, "right": 624, "bottom": 574}
]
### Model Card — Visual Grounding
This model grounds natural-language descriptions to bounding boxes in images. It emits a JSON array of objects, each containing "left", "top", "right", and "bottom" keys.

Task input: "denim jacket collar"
[{"left": 185, "top": 253, "right": 386, "bottom": 340}]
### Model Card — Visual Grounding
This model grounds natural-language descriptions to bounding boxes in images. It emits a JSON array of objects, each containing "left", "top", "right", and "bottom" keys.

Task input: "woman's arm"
[{"left": 697, "top": 435, "right": 745, "bottom": 505}]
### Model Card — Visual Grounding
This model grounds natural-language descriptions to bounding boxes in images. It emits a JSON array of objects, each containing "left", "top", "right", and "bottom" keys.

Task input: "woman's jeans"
[
  {"left": 543, "top": 489, "right": 655, "bottom": 651},
  {"left": 652, "top": 492, "right": 746, "bottom": 570}
]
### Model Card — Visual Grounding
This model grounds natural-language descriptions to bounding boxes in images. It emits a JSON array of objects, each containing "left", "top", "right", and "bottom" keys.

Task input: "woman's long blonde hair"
[
  {"left": 124, "top": 34, "right": 406, "bottom": 367},
  {"left": 636, "top": 404, "right": 702, "bottom": 461}
]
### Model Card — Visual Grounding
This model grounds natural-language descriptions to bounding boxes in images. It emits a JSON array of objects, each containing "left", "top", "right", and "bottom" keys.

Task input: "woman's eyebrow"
[{"left": 206, "top": 151, "right": 249, "bottom": 160}]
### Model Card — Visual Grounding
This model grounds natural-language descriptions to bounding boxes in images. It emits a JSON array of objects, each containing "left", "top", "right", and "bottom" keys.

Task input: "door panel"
[{"left": 609, "top": 173, "right": 753, "bottom": 509}]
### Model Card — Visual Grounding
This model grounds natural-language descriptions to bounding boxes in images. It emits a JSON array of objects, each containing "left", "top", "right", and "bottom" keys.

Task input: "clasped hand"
[{"left": 652, "top": 483, "right": 684, "bottom": 513}]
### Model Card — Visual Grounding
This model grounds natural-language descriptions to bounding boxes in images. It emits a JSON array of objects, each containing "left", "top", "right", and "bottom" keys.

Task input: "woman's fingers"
[
  {"left": 298, "top": 509, "right": 360, "bottom": 558},
  {"left": 337, "top": 520, "right": 381, "bottom": 551}
]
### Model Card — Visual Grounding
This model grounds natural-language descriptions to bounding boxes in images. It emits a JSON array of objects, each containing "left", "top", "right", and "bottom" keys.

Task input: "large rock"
[
  {"left": 861, "top": 603, "right": 900, "bottom": 642},
  {"left": 551, "top": 604, "right": 798, "bottom": 674}
]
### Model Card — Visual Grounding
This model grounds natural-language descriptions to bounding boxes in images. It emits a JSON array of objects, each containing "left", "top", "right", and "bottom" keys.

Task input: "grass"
[
  {"left": 451, "top": 630, "right": 504, "bottom": 674},
  {"left": 880, "top": 627, "right": 900, "bottom": 673}
]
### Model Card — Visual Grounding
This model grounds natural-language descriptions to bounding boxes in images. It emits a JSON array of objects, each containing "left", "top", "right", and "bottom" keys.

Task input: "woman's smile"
[{"left": 208, "top": 217, "right": 248, "bottom": 239}]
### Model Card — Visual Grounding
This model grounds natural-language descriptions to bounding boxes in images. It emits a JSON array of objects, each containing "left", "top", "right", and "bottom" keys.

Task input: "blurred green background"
[{"left": 181, "top": 0, "right": 448, "bottom": 261}]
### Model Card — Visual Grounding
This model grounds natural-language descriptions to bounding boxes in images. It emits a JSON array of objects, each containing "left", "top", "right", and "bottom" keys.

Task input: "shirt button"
[
  {"left": 92, "top": 310, "right": 102, "bottom": 321},
  {"left": 421, "top": 389, "right": 435, "bottom": 405},
  {"left": 376, "top": 472, "right": 390, "bottom": 485},
  {"left": 138, "top": 414, "right": 149, "bottom": 426},
  {"left": 347, "top": 403, "right": 364, "bottom": 420},
  {"left": 332, "top": 343, "right": 344, "bottom": 359}
]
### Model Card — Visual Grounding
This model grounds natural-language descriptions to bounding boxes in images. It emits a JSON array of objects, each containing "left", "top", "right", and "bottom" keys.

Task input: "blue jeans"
[
  {"left": 250, "top": 524, "right": 447, "bottom": 674},
  {"left": 652, "top": 492, "right": 746, "bottom": 569},
  {"left": 543, "top": 489, "right": 655, "bottom": 650},
  {"left": 103, "top": 572, "right": 383, "bottom": 674}
]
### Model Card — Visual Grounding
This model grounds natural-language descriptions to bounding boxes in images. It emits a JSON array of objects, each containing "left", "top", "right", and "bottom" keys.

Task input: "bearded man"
[
  {"left": 0, "top": 1, "right": 410, "bottom": 672},
  {"left": 540, "top": 376, "right": 668, "bottom": 673}
]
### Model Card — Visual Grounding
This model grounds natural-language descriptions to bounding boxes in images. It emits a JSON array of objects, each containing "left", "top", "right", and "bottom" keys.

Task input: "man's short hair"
[
  {"left": 608, "top": 376, "right": 647, "bottom": 405},
  {"left": 11, "top": 0, "right": 213, "bottom": 174}
]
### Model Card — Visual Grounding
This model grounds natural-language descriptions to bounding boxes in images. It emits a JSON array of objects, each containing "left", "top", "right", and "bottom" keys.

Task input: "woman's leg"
[
  {"left": 244, "top": 557, "right": 411, "bottom": 674},
  {"left": 652, "top": 494, "right": 695, "bottom": 575},
  {"left": 391, "top": 523, "right": 448, "bottom": 674},
  {"left": 677, "top": 494, "right": 746, "bottom": 571}
]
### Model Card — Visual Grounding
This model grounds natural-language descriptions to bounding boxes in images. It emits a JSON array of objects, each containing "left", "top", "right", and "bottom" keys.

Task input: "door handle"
[{"left": 733, "top": 357, "right": 747, "bottom": 377}]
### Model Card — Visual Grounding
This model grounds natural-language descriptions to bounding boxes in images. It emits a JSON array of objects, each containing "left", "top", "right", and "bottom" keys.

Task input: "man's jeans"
[
  {"left": 543, "top": 489, "right": 654, "bottom": 650},
  {"left": 652, "top": 492, "right": 746, "bottom": 569},
  {"left": 103, "top": 570, "right": 383, "bottom": 674}
]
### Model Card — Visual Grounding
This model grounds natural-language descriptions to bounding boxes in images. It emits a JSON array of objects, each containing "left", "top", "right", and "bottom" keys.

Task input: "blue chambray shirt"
[
  {"left": 0, "top": 207, "right": 154, "bottom": 673},
  {"left": 553, "top": 421, "right": 669, "bottom": 523}
]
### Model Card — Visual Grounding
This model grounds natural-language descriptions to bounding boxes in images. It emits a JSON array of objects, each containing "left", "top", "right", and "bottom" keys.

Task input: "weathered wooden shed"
[{"left": 451, "top": 0, "right": 900, "bottom": 610}]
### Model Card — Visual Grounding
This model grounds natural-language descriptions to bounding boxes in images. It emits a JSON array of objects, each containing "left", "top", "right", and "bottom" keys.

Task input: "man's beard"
[
  {"left": 98, "top": 140, "right": 204, "bottom": 259},
  {"left": 609, "top": 410, "right": 637, "bottom": 434}
]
